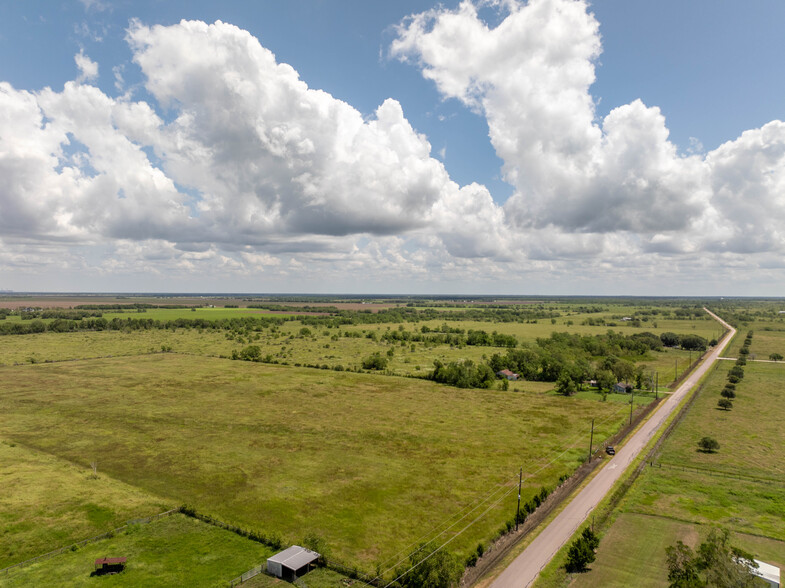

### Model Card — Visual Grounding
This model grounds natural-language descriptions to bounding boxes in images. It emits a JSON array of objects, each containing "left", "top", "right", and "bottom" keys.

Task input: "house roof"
[
  {"left": 497, "top": 369, "right": 518, "bottom": 377},
  {"left": 267, "top": 546, "right": 320, "bottom": 570}
]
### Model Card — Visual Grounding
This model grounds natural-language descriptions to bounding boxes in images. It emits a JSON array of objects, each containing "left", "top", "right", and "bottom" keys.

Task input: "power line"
[{"left": 377, "top": 406, "right": 627, "bottom": 583}]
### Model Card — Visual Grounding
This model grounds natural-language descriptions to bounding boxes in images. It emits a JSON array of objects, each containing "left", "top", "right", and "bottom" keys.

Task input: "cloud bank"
[{"left": 1, "top": 0, "right": 785, "bottom": 291}]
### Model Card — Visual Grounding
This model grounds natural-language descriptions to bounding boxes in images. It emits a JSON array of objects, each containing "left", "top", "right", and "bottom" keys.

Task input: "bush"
[
  {"left": 770, "top": 353, "right": 783, "bottom": 362},
  {"left": 362, "top": 353, "right": 388, "bottom": 370}
]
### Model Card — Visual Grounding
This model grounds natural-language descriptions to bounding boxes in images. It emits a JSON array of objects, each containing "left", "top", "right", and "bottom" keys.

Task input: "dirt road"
[{"left": 489, "top": 308, "right": 735, "bottom": 588}]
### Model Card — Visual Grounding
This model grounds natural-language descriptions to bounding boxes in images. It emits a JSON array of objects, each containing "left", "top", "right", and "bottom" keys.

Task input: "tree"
[
  {"left": 728, "top": 366, "right": 744, "bottom": 380},
  {"left": 770, "top": 353, "right": 783, "bottom": 362},
  {"left": 565, "top": 528, "right": 599, "bottom": 573},
  {"left": 680, "top": 334, "right": 708, "bottom": 351},
  {"left": 611, "top": 359, "right": 635, "bottom": 383},
  {"left": 665, "top": 541, "right": 702, "bottom": 588},
  {"left": 556, "top": 373, "right": 577, "bottom": 396},
  {"left": 665, "top": 528, "right": 759, "bottom": 588},
  {"left": 720, "top": 388, "right": 736, "bottom": 399},
  {"left": 660, "top": 332, "right": 680, "bottom": 347},
  {"left": 697, "top": 437, "right": 720, "bottom": 453},
  {"left": 717, "top": 398, "right": 733, "bottom": 411},
  {"left": 596, "top": 369, "right": 615, "bottom": 392},
  {"left": 395, "top": 545, "right": 462, "bottom": 588}
]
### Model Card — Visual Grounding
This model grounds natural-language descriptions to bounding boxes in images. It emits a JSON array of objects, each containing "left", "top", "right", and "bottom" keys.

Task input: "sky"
[{"left": 1, "top": 0, "right": 785, "bottom": 295}]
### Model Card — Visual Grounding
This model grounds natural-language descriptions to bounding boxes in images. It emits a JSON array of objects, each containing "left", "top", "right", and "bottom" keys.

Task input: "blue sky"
[{"left": 1, "top": 0, "right": 785, "bottom": 294}]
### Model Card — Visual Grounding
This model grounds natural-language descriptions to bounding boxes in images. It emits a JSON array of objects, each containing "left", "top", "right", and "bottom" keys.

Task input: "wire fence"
[
  {"left": 656, "top": 462, "right": 784, "bottom": 485},
  {"left": 0, "top": 508, "right": 177, "bottom": 577},
  {"left": 227, "top": 563, "right": 265, "bottom": 587}
]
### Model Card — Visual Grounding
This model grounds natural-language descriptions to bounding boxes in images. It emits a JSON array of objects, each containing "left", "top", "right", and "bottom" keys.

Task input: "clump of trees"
[
  {"left": 429, "top": 360, "right": 495, "bottom": 389},
  {"left": 665, "top": 528, "right": 759, "bottom": 588},
  {"left": 660, "top": 332, "right": 709, "bottom": 351},
  {"left": 565, "top": 527, "right": 600, "bottom": 573},
  {"left": 393, "top": 544, "right": 462, "bottom": 588}
]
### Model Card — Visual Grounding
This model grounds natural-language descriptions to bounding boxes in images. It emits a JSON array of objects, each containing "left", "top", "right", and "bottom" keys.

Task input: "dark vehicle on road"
[{"left": 605, "top": 446, "right": 616, "bottom": 455}]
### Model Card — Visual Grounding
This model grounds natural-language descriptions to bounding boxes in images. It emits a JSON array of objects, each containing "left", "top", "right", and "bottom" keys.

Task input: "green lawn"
[
  {"left": 0, "top": 354, "right": 636, "bottom": 572},
  {"left": 0, "top": 514, "right": 272, "bottom": 587}
]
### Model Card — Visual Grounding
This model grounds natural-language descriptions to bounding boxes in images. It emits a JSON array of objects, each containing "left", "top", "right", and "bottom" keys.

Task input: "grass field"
[
  {"left": 0, "top": 441, "right": 170, "bottom": 568},
  {"left": 0, "top": 354, "right": 638, "bottom": 572},
  {"left": 0, "top": 311, "right": 712, "bottom": 387},
  {"left": 574, "top": 513, "right": 785, "bottom": 588},
  {"left": 568, "top": 329, "right": 785, "bottom": 587},
  {"left": 0, "top": 513, "right": 273, "bottom": 587}
]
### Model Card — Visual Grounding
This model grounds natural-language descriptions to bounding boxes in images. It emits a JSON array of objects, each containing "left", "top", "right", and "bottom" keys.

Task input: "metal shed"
[{"left": 266, "top": 545, "right": 320, "bottom": 582}]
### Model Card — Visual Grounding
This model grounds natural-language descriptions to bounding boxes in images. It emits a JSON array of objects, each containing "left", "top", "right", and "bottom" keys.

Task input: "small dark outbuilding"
[
  {"left": 266, "top": 545, "right": 320, "bottom": 582},
  {"left": 93, "top": 557, "right": 126, "bottom": 575}
]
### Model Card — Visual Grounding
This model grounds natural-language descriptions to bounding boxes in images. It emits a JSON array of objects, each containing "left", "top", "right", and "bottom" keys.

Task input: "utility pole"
[
  {"left": 516, "top": 468, "right": 522, "bottom": 531},
  {"left": 588, "top": 418, "right": 595, "bottom": 462},
  {"left": 675, "top": 359, "right": 678, "bottom": 382},
  {"left": 629, "top": 386, "right": 634, "bottom": 425}
]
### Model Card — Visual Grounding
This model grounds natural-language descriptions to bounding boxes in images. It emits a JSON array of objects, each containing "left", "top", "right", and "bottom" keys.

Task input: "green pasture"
[
  {"left": 722, "top": 319, "right": 785, "bottom": 359},
  {"left": 0, "top": 441, "right": 170, "bottom": 568},
  {"left": 0, "top": 314, "right": 708, "bottom": 386},
  {"left": 573, "top": 513, "right": 785, "bottom": 588},
  {"left": 0, "top": 354, "right": 637, "bottom": 571},
  {"left": 0, "top": 513, "right": 272, "bottom": 588},
  {"left": 621, "top": 361, "right": 785, "bottom": 540},
  {"left": 564, "top": 350, "right": 785, "bottom": 586}
]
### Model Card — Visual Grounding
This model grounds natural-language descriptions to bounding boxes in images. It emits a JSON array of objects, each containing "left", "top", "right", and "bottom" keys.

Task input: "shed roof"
[
  {"left": 752, "top": 559, "right": 780, "bottom": 584},
  {"left": 95, "top": 557, "right": 126, "bottom": 566},
  {"left": 267, "top": 546, "right": 320, "bottom": 570}
]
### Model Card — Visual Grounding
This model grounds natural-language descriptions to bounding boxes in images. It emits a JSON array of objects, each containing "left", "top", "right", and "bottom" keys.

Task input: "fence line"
[
  {"left": 0, "top": 508, "right": 177, "bottom": 577},
  {"left": 656, "top": 462, "right": 783, "bottom": 485}
]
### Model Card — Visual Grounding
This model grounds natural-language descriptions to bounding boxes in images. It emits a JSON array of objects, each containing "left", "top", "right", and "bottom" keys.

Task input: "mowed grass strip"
[
  {"left": 1, "top": 513, "right": 273, "bottom": 588},
  {"left": 0, "top": 355, "right": 629, "bottom": 568},
  {"left": 0, "top": 441, "right": 170, "bottom": 568}
]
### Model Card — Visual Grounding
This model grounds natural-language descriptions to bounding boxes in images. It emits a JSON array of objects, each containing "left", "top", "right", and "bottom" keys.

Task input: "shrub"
[{"left": 362, "top": 353, "right": 388, "bottom": 370}]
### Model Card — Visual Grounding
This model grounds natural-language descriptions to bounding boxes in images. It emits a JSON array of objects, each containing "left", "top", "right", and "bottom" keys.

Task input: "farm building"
[
  {"left": 749, "top": 559, "right": 780, "bottom": 587},
  {"left": 94, "top": 557, "right": 126, "bottom": 575},
  {"left": 266, "top": 545, "right": 320, "bottom": 582},
  {"left": 613, "top": 382, "right": 631, "bottom": 394},
  {"left": 496, "top": 369, "right": 519, "bottom": 381}
]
